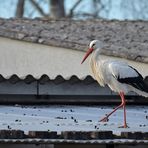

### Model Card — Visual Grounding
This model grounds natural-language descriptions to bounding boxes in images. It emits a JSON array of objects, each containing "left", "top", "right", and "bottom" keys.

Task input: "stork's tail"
[
  {"left": 139, "top": 79, "right": 148, "bottom": 92},
  {"left": 132, "top": 79, "right": 148, "bottom": 97}
]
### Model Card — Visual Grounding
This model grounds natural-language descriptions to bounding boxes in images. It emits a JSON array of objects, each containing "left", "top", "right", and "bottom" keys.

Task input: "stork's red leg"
[
  {"left": 99, "top": 92, "right": 128, "bottom": 128},
  {"left": 119, "top": 92, "right": 127, "bottom": 128}
]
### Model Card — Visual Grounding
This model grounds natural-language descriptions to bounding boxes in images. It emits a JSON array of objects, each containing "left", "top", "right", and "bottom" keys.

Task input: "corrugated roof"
[
  {"left": 0, "top": 74, "right": 147, "bottom": 84},
  {"left": 0, "top": 74, "right": 95, "bottom": 84},
  {"left": 0, "top": 18, "right": 148, "bottom": 63}
]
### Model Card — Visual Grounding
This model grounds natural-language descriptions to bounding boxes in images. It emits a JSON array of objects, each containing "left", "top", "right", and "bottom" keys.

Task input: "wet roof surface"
[{"left": 0, "top": 105, "right": 147, "bottom": 135}]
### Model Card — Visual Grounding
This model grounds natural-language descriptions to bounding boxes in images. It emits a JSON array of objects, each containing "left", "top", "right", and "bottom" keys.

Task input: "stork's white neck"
[
  {"left": 92, "top": 48, "right": 102, "bottom": 62},
  {"left": 89, "top": 48, "right": 102, "bottom": 70},
  {"left": 89, "top": 48, "right": 105, "bottom": 86}
]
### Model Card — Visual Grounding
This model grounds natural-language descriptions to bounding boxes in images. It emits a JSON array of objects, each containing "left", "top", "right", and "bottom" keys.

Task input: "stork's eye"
[{"left": 92, "top": 44, "right": 95, "bottom": 47}]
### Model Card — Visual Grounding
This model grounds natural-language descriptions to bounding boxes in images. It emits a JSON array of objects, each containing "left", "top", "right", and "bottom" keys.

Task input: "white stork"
[{"left": 81, "top": 40, "right": 148, "bottom": 128}]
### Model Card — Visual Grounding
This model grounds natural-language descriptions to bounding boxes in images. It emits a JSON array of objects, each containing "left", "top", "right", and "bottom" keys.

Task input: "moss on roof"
[{"left": 0, "top": 18, "right": 148, "bottom": 63}]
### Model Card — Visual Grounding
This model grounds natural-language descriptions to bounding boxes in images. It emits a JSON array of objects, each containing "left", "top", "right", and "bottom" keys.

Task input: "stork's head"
[{"left": 81, "top": 40, "right": 103, "bottom": 64}]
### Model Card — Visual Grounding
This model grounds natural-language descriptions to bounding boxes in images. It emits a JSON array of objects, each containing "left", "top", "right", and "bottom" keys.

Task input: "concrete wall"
[{"left": 0, "top": 37, "right": 147, "bottom": 79}]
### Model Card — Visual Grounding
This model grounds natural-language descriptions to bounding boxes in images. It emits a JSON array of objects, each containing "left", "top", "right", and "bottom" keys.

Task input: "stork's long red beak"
[{"left": 81, "top": 48, "right": 93, "bottom": 64}]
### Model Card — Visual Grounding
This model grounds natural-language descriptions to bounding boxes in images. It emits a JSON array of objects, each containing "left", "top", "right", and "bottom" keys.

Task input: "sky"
[{"left": 0, "top": 0, "right": 148, "bottom": 20}]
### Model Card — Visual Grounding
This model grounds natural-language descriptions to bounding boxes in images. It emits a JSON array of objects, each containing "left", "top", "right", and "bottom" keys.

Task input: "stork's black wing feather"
[{"left": 117, "top": 66, "right": 148, "bottom": 93}]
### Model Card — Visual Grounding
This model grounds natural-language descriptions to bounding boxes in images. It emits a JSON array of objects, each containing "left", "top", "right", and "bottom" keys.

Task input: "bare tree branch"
[
  {"left": 29, "top": 0, "right": 47, "bottom": 17},
  {"left": 69, "top": 0, "right": 82, "bottom": 17},
  {"left": 15, "top": 0, "right": 25, "bottom": 18}
]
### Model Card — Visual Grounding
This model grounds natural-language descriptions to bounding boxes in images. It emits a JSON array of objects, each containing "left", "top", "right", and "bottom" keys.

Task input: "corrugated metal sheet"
[
  {"left": 0, "top": 74, "right": 147, "bottom": 85},
  {"left": 0, "top": 74, "right": 95, "bottom": 84}
]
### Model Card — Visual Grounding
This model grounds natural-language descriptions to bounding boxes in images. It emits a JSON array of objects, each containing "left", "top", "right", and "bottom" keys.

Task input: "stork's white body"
[
  {"left": 81, "top": 40, "right": 148, "bottom": 127},
  {"left": 90, "top": 48, "right": 148, "bottom": 97}
]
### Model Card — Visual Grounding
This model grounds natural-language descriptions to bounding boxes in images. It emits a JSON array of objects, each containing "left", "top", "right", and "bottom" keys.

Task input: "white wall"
[{"left": 0, "top": 37, "right": 89, "bottom": 79}]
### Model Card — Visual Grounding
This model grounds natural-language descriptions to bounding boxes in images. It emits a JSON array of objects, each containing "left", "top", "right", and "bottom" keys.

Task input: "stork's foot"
[
  {"left": 99, "top": 116, "right": 109, "bottom": 122},
  {"left": 118, "top": 124, "right": 129, "bottom": 128}
]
